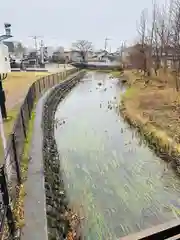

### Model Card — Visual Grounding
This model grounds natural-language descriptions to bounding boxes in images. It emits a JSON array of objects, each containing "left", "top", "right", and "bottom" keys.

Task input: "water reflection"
[{"left": 54, "top": 72, "right": 180, "bottom": 239}]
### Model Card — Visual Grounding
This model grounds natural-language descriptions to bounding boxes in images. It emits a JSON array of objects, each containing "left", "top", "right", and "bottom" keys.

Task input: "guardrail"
[
  {"left": 0, "top": 68, "right": 77, "bottom": 239},
  {"left": 120, "top": 219, "right": 180, "bottom": 239}
]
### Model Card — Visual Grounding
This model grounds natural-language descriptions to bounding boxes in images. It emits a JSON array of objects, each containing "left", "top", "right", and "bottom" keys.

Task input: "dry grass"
[
  {"left": 3, "top": 72, "right": 50, "bottom": 110},
  {"left": 122, "top": 69, "right": 180, "bottom": 142},
  {"left": 0, "top": 72, "right": 50, "bottom": 162}
]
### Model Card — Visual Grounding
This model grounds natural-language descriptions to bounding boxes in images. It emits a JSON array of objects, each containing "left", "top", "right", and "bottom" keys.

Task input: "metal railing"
[
  {"left": 0, "top": 68, "right": 77, "bottom": 239},
  {"left": 120, "top": 219, "right": 180, "bottom": 239}
]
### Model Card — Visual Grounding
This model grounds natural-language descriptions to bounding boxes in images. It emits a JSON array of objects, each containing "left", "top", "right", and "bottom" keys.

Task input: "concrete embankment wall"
[{"left": 42, "top": 71, "right": 85, "bottom": 239}]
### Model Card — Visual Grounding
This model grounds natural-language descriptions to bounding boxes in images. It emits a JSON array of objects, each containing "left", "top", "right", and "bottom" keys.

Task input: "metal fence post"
[
  {"left": 38, "top": 80, "right": 41, "bottom": 94},
  {"left": 0, "top": 166, "right": 16, "bottom": 237},
  {"left": 34, "top": 83, "right": 38, "bottom": 100},
  {"left": 52, "top": 74, "right": 55, "bottom": 86},
  {"left": 43, "top": 77, "right": 45, "bottom": 90},
  {"left": 20, "top": 109, "right": 26, "bottom": 139},
  {"left": 11, "top": 134, "right": 22, "bottom": 184},
  {"left": 32, "top": 84, "right": 36, "bottom": 100},
  {"left": 56, "top": 74, "right": 58, "bottom": 85},
  {"left": 48, "top": 75, "right": 50, "bottom": 88},
  {"left": 27, "top": 92, "right": 32, "bottom": 120},
  {"left": 26, "top": 96, "right": 31, "bottom": 120},
  {"left": 58, "top": 72, "right": 62, "bottom": 82},
  {"left": 28, "top": 88, "right": 33, "bottom": 117}
]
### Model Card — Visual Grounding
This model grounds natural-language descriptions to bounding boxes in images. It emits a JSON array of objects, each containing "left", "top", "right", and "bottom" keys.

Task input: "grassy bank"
[
  {"left": 120, "top": 70, "right": 180, "bottom": 170},
  {"left": 4, "top": 72, "right": 50, "bottom": 110},
  {"left": 86, "top": 69, "right": 123, "bottom": 78},
  {"left": 0, "top": 72, "right": 50, "bottom": 162},
  {"left": 3, "top": 110, "right": 36, "bottom": 238},
  {"left": 14, "top": 110, "right": 35, "bottom": 229}
]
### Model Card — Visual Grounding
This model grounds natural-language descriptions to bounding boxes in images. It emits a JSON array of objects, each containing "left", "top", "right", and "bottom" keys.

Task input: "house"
[
  {"left": 63, "top": 50, "right": 71, "bottom": 62},
  {"left": 87, "top": 51, "right": 93, "bottom": 60},
  {"left": 44, "top": 46, "right": 54, "bottom": 60},
  {"left": 70, "top": 50, "right": 93, "bottom": 62},
  {"left": 121, "top": 43, "right": 180, "bottom": 69},
  {"left": 52, "top": 48, "right": 92, "bottom": 63},
  {"left": 91, "top": 50, "right": 121, "bottom": 63},
  {"left": 65, "top": 50, "right": 92, "bottom": 62},
  {"left": 91, "top": 50, "right": 109, "bottom": 62},
  {"left": 3, "top": 41, "right": 15, "bottom": 54},
  {"left": 121, "top": 44, "right": 151, "bottom": 69},
  {"left": 108, "top": 52, "right": 121, "bottom": 62},
  {"left": 70, "top": 50, "right": 84, "bottom": 62},
  {"left": 52, "top": 47, "right": 65, "bottom": 63}
]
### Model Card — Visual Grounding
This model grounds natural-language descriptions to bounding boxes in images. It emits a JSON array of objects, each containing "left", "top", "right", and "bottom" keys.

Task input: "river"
[{"left": 54, "top": 72, "right": 180, "bottom": 239}]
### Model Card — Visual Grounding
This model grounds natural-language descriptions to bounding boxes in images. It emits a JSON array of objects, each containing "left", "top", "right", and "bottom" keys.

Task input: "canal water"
[{"left": 54, "top": 72, "right": 180, "bottom": 239}]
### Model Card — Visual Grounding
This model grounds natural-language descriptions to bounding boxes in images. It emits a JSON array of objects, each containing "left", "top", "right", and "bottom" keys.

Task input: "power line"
[
  {"left": 29, "top": 35, "right": 42, "bottom": 51},
  {"left": 40, "top": 39, "right": 45, "bottom": 64}
]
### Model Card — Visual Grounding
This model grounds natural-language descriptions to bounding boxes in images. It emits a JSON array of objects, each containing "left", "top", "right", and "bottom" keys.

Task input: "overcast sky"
[{"left": 0, "top": 0, "right": 166, "bottom": 51}]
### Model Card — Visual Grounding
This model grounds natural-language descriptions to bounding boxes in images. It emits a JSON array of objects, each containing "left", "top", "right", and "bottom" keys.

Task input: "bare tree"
[
  {"left": 153, "top": 23, "right": 161, "bottom": 76},
  {"left": 72, "top": 40, "right": 93, "bottom": 62},
  {"left": 14, "top": 42, "right": 26, "bottom": 57},
  {"left": 146, "top": 2, "right": 157, "bottom": 78},
  {"left": 135, "top": 5, "right": 156, "bottom": 82},
  {"left": 155, "top": 1, "right": 174, "bottom": 73},
  {"left": 171, "top": 0, "right": 180, "bottom": 90},
  {"left": 152, "top": 3, "right": 165, "bottom": 76},
  {"left": 137, "top": 9, "right": 148, "bottom": 74}
]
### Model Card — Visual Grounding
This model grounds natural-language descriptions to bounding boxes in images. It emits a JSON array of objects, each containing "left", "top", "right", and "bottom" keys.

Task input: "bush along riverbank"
[
  {"left": 120, "top": 70, "right": 180, "bottom": 174},
  {"left": 42, "top": 71, "right": 85, "bottom": 240}
]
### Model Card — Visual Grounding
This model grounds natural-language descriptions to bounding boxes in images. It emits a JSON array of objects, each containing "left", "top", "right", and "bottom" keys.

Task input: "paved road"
[{"left": 11, "top": 64, "right": 74, "bottom": 73}]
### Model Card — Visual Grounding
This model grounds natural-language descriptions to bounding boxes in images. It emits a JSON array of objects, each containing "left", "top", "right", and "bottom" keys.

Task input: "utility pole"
[
  {"left": 120, "top": 41, "right": 127, "bottom": 67},
  {"left": 120, "top": 42, "right": 124, "bottom": 59},
  {"left": 40, "top": 39, "right": 44, "bottom": 66},
  {"left": 29, "top": 35, "right": 42, "bottom": 67},
  {"left": 104, "top": 37, "right": 110, "bottom": 51}
]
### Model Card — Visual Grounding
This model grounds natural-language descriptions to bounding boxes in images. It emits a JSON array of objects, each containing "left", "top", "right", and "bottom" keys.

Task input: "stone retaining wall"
[{"left": 42, "top": 71, "right": 85, "bottom": 239}]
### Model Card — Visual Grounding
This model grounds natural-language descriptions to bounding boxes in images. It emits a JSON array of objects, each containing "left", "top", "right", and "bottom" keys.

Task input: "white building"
[
  {"left": 63, "top": 50, "right": 83, "bottom": 62},
  {"left": 51, "top": 48, "right": 93, "bottom": 63},
  {"left": 45, "top": 46, "right": 54, "bottom": 58},
  {"left": 0, "top": 43, "right": 11, "bottom": 74},
  {"left": 70, "top": 50, "right": 93, "bottom": 62},
  {"left": 71, "top": 50, "right": 83, "bottom": 62}
]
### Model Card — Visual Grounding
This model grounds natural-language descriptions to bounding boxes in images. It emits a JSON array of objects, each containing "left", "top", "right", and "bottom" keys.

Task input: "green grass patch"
[
  {"left": 86, "top": 69, "right": 123, "bottom": 76},
  {"left": 14, "top": 109, "right": 35, "bottom": 229},
  {"left": 110, "top": 71, "right": 121, "bottom": 78},
  {"left": 95, "top": 69, "right": 112, "bottom": 73},
  {"left": 121, "top": 86, "right": 138, "bottom": 100},
  {"left": 21, "top": 110, "right": 35, "bottom": 180}
]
